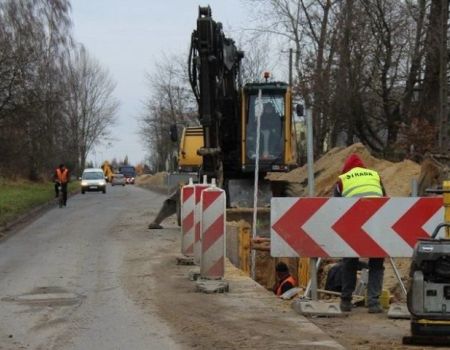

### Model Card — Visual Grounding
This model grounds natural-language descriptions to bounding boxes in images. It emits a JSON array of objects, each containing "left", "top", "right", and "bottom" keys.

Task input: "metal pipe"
[
  {"left": 389, "top": 257, "right": 407, "bottom": 297},
  {"left": 251, "top": 89, "right": 263, "bottom": 280},
  {"left": 303, "top": 258, "right": 322, "bottom": 299},
  {"left": 411, "top": 178, "right": 418, "bottom": 197},
  {"left": 306, "top": 108, "right": 315, "bottom": 196}
]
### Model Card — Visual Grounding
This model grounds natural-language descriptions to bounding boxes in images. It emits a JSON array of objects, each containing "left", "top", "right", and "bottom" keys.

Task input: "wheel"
[
  {"left": 81, "top": 190, "right": 85, "bottom": 194},
  {"left": 102, "top": 188, "right": 106, "bottom": 194},
  {"left": 122, "top": 184, "right": 125, "bottom": 187}
]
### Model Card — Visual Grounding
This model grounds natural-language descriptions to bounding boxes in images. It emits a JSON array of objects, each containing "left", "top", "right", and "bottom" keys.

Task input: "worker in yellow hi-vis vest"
[{"left": 333, "top": 153, "right": 386, "bottom": 314}]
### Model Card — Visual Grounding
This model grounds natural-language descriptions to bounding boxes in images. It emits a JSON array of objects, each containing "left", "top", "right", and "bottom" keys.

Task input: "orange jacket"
[
  {"left": 55, "top": 167, "right": 69, "bottom": 184},
  {"left": 275, "top": 276, "right": 297, "bottom": 296}
]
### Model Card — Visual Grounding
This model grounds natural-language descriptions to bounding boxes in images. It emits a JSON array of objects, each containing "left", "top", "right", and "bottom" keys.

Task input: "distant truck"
[{"left": 119, "top": 165, "right": 136, "bottom": 184}]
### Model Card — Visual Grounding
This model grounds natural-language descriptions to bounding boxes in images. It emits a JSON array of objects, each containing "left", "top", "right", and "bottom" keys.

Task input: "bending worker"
[
  {"left": 272, "top": 262, "right": 297, "bottom": 297},
  {"left": 334, "top": 153, "right": 386, "bottom": 313}
]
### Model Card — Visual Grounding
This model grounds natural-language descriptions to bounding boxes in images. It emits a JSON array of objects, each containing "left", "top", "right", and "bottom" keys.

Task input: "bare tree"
[
  {"left": 238, "top": 35, "right": 274, "bottom": 83},
  {"left": 246, "top": 0, "right": 338, "bottom": 155},
  {"left": 0, "top": 0, "right": 73, "bottom": 179},
  {"left": 140, "top": 54, "right": 196, "bottom": 171},
  {"left": 63, "top": 45, "right": 119, "bottom": 175},
  {"left": 246, "top": 0, "right": 447, "bottom": 159}
]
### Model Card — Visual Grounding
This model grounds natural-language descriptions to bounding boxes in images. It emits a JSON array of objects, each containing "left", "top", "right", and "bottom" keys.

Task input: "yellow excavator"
[
  {"left": 149, "top": 6, "right": 299, "bottom": 229},
  {"left": 101, "top": 161, "right": 114, "bottom": 183},
  {"left": 188, "top": 5, "right": 299, "bottom": 207}
]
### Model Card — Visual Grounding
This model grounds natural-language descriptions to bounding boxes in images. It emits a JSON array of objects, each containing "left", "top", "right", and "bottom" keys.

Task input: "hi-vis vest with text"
[{"left": 338, "top": 167, "right": 383, "bottom": 198}]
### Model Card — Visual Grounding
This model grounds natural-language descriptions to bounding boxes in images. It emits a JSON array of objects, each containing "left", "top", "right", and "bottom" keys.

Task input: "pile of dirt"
[
  {"left": 267, "top": 142, "right": 421, "bottom": 196},
  {"left": 135, "top": 173, "right": 168, "bottom": 193}
]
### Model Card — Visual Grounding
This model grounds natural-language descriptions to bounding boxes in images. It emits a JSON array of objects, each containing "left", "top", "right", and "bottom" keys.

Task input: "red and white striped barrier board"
[
  {"left": 200, "top": 186, "right": 226, "bottom": 279},
  {"left": 180, "top": 182, "right": 195, "bottom": 256},
  {"left": 194, "top": 184, "right": 210, "bottom": 265},
  {"left": 271, "top": 197, "right": 443, "bottom": 258}
]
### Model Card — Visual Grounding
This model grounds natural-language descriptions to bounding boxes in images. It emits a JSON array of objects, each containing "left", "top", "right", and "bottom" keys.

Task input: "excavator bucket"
[{"left": 227, "top": 179, "right": 272, "bottom": 208}]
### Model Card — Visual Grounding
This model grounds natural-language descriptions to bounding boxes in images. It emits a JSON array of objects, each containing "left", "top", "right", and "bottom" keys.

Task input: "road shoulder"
[{"left": 122, "top": 225, "right": 345, "bottom": 349}]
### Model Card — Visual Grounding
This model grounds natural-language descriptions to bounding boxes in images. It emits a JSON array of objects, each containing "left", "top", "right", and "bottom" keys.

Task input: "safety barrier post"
[
  {"left": 176, "top": 178, "right": 195, "bottom": 265},
  {"left": 196, "top": 179, "right": 229, "bottom": 293},
  {"left": 193, "top": 176, "right": 209, "bottom": 266}
]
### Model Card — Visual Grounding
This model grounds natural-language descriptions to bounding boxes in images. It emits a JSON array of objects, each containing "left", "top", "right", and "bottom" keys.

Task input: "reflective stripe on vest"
[
  {"left": 339, "top": 167, "right": 383, "bottom": 198},
  {"left": 56, "top": 168, "right": 68, "bottom": 183},
  {"left": 276, "top": 276, "right": 297, "bottom": 296}
]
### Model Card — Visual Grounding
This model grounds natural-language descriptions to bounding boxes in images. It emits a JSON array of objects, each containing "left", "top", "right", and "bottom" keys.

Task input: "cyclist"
[{"left": 54, "top": 163, "right": 70, "bottom": 206}]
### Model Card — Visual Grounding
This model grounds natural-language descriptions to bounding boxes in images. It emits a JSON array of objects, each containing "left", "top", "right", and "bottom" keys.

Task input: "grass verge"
[{"left": 0, "top": 178, "right": 79, "bottom": 227}]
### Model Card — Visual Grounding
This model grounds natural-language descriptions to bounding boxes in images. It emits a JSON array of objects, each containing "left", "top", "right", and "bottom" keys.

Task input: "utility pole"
[{"left": 438, "top": 0, "right": 449, "bottom": 151}]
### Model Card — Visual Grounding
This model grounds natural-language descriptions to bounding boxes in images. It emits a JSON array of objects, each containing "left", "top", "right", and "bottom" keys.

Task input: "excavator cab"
[{"left": 241, "top": 82, "right": 296, "bottom": 173}]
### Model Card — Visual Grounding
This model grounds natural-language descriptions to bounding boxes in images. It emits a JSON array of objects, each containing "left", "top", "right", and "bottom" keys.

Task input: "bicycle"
[{"left": 56, "top": 181, "right": 64, "bottom": 208}]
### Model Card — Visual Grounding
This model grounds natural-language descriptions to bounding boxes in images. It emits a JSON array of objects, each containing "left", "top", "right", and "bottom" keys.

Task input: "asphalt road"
[
  {"left": 2, "top": 182, "right": 423, "bottom": 350},
  {"left": 0, "top": 185, "right": 179, "bottom": 350}
]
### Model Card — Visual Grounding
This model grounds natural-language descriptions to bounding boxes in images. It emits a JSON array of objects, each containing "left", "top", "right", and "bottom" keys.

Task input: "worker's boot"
[
  {"left": 368, "top": 303, "right": 383, "bottom": 314},
  {"left": 340, "top": 299, "right": 353, "bottom": 312},
  {"left": 148, "top": 222, "right": 163, "bottom": 229}
]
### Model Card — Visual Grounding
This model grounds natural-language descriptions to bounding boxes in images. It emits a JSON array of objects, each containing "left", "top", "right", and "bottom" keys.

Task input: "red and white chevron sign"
[{"left": 271, "top": 197, "right": 443, "bottom": 258}]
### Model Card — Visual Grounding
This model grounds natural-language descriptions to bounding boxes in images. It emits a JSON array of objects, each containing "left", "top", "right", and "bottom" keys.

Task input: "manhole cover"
[{"left": 2, "top": 288, "right": 82, "bottom": 306}]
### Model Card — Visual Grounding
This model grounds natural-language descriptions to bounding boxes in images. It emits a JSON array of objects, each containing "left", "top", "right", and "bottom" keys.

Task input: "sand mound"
[{"left": 135, "top": 172, "right": 168, "bottom": 192}]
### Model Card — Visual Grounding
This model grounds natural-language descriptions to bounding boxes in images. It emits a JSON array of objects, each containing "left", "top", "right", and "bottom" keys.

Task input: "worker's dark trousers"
[
  {"left": 55, "top": 183, "right": 68, "bottom": 205},
  {"left": 341, "top": 258, "right": 384, "bottom": 306}
]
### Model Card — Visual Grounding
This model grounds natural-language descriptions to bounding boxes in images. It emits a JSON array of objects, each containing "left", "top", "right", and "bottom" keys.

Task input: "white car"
[{"left": 80, "top": 168, "right": 107, "bottom": 194}]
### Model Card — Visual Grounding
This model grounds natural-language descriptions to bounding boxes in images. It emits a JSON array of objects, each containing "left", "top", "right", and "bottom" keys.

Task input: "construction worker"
[
  {"left": 273, "top": 262, "right": 297, "bottom": 297},
  {"left": 260, "top": 102, "right": 282, "bottom": 158},
  {"left": 54, "top": 163, "right": 70, "bottom": 206},
  {"left": 334, "top": 153, "right": 386, "bottom": 313}
]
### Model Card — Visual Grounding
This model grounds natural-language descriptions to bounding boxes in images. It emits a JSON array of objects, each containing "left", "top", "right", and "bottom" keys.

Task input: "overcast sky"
[{"left": 71, "top": 0, "right": 249, "bottom": 166}]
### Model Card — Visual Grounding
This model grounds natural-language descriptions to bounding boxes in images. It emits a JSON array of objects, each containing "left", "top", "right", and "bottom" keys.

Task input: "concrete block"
[
  {"left": 388, "top": 303, "right": 410, "bottom": 319},
  {"left": 196, "top": 279, "right": 229, "bottom": 293},
  {"left": 292, "top": 299, "right": 343, "bottom": 317},
  {"left": 188, "top": 269, "right": 201, "bottom": 281},
  {"left": 176, "top": 256, "right": 195, "bottom": 265}
]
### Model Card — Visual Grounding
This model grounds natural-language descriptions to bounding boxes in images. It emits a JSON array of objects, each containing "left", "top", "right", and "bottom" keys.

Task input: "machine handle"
[{"left": 431, "top": 222, "right": 450, "bottom": 239}]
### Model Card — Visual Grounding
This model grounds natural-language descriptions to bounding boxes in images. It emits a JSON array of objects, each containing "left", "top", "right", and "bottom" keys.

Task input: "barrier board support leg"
[
  {"left": 196, "top": 179, "right": 229, "bottom": 293},
  {"left": 293, "top": 257, "right": 342, "bottom": 317}
]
